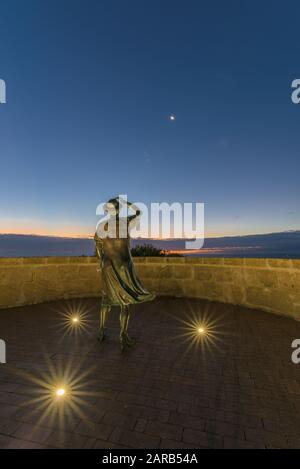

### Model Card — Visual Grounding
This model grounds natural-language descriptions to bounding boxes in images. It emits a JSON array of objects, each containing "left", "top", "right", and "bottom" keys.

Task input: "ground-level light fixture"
[
  {"left": 53, "top": 300, "right": 93, "bottom": 338},
  {"left": 21, "top": 353, "right": 98, "bottom": 428},
  {"left": 55, "top": 388, "right": 66, "bottom": 398},
  {"left": 171, "top": 302, "right": 226, "bottom": 358}
]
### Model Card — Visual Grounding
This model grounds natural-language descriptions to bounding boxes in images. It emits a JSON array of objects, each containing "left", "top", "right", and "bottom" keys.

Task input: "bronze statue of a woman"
[{"left": 94, "top": 196, "right": 155, "bottom": 351}]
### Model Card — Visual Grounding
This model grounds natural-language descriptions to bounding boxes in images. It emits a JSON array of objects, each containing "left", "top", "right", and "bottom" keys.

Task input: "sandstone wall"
[{"left": 0, "top": 257, "right": 299, "bottom": 320}]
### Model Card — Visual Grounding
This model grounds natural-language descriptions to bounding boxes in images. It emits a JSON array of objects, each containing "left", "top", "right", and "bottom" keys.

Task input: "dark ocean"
[{"left": 0, "top": 231, "right": 299, "bottom": 258}]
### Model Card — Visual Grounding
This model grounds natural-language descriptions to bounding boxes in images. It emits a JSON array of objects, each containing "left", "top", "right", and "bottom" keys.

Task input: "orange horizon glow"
[
  {"left": 0, "top": 227, "right": 294, "bottom": 240},
  {"left": 0, "top": 220, "right": 95, "bottom": 239},
  {"left": 0, "top": 217, "right": 294, "bottom": 240},
  {"left": 0, "top": 230, "right": 94, "bottom": 239}
]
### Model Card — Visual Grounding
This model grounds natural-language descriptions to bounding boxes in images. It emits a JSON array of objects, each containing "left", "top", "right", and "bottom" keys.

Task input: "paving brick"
[
  {"left": 0, "top": 382, "right": 20, "bottom": 392},
  {"left": 94, "top": 439, "right": 128, "bottom": 449},
  {"left": 145, "top": 421, "right": 183, "bottom": 441},
  {"left": 160, "top": 439, "right": 198, "bottom": 449},
  {"left": 75, "top": 420, "right": 112, "bottom": 440},
  {"left": 164, "top": 391, "right": 195, "bottom": 404},
  {"left": 224, "top": 437, "right": 265, "bottom": 449},
  {"left": 117, "top": 392, "right": 148, "bottom": 406},
  {"left": 146, "top": 397, "right": 178, "bottom": 410},
  {"left": 183, "top": 428, "right": 223, "bottom": 448},
  {"left": 108, "top": 426, "right": 124, "bottom": 444},
  {"left": 102, "top": 410, "right": 136, "bottom": 429},
  {"left": 0, "top": 417, "right": 21, "bottom": 435},
  {"left": 205, "top": 420, "right": 245, "bottom": 439},
  {"left": 135, "top": 418, "right": 147, "bottom": 433},
  {"left": 117, "top": 430, "right": 160, "bottom": 449},
  {"left": 0, "top": 435, "right": 24, "bottom": 448},
  {"left": 286, "top": 436, "right": 300, "bottom": 449},
  {"left": 45, "top": 430, "right": 89, "bottom": 449},
  {"left": 244, "top": 428, "right": 288, "bottom": 448},
  {"left": 223, "top": 411, "right": 262, "bottom": 430},
  {"left": 13, "top": 422, "right": 53, "bottom": 444},
  {"left": 78, "top": 405, "right": 106, "bottom": 423},
  {"left": 12, "top": 407, "right": 80, "bottom": 431},
  {"left": 18, "top": 440, "right": 52, "bottom": 449},
  {"left": 0, "top": 404, "right": 20, "bottom": 419},
  {"left": 168, "top": 411, "right": 205, "bottom": 431},
  {"left": 0, "top": 392, "right": 26, "bottom": 406}
]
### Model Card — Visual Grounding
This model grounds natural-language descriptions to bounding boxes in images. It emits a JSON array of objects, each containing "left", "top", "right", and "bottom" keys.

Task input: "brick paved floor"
[{"left": 0, "top": 296, "right": 300, "bottom": 449}]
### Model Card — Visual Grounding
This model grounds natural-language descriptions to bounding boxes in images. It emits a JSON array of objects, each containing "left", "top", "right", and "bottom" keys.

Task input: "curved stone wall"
[{"left": 0, "top": 256, "right": 299, "bottom": 320}]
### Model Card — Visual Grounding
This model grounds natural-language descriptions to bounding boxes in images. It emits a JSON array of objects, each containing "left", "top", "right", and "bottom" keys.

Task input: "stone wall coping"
[{"left": 0, "top": 256, "right": 298, "bottom": 270}]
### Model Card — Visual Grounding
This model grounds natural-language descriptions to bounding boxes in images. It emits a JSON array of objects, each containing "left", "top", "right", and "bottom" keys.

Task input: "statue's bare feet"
[
  {"left": 120, "top": 332, "right": 136, "bottom": 351},
  {"left": 124, "top": 333, "right": 136, "bottom": 347},
  {"left": 120, "top": 336, "right": 126, "bottom": 352},
  {"left": 97, "top": 328, "right": 108, "bottom": 343}
]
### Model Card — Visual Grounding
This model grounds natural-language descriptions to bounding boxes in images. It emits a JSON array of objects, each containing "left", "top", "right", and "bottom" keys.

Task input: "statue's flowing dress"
[{"left": 95, "top": 219, "right": 155, "bottom": 307}]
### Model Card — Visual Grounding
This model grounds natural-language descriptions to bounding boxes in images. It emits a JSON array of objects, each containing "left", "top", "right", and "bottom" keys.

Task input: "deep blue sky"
[{"left": 0, "top": 0, "right": 299, "bottom": 237}]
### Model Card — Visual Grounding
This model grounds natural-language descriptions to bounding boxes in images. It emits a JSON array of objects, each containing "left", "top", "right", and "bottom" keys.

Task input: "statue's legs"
[
  {"left": 98, "top": 300, "right": 111, "bottom": 343},
  {"left": 119, "top": 305, "right": 136, "bottom": 351}
]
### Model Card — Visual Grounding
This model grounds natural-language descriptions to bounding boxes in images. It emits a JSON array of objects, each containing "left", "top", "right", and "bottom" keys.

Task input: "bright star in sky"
[{"left": 169, "top": 114, "right": 176, "bottom": 121}]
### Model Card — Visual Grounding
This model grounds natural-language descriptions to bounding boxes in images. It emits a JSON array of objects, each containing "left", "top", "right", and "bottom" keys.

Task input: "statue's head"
[{"left": 105, "top": 197, "right": 120, "bottom": 215}]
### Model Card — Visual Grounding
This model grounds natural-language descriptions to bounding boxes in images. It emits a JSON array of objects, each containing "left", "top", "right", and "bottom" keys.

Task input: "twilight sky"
[{"left": 0, "top": 0, "right": 299, "bottom": 238}]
